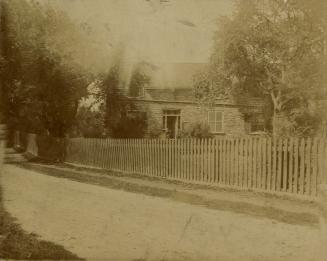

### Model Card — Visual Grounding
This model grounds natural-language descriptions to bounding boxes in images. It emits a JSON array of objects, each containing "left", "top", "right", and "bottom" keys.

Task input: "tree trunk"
[
  {"left": 270, "top": 91, "right": 282, "bottom": 137},
  {"left": 272, "top": 108, "right": 277, "bottom": 137}
]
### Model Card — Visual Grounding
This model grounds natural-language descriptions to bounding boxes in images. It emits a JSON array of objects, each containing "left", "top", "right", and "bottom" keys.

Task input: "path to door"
[{"left": 1, "top": 164, "right": 324, "bottom": 260}]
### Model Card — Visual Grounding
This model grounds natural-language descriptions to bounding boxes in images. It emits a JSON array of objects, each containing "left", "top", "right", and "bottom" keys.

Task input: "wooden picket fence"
[{"left": 62, "top": 137, "right": 327, "bottom": 197}]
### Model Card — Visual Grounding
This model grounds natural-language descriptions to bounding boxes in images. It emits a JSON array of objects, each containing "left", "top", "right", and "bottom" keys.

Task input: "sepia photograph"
[{"left": 0, "top": 0, "right": 326, "bottom": 260}]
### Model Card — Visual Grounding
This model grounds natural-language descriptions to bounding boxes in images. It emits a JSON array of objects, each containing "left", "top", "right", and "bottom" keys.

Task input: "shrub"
[
  {"left": 178, "top": 122, "right": 213, "bottom": 139},
  {"left": 73, "top": 107, "right": 106, "bottom": 138},
  {"left": 111, "top": 113, "right": 147, "bottom": 138},
  {"left": 36, "top": 135, "right": 66, "bottom": 162}
]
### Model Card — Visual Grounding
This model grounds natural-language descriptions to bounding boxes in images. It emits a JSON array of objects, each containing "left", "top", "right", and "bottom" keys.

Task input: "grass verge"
[{"left": 0, "top": 186, "right": 82, "bottom": 260}]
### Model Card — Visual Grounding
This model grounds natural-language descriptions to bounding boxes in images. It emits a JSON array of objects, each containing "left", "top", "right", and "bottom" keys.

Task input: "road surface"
[{"left": 1, "top": 165, "right": 323, "bottom": 260}]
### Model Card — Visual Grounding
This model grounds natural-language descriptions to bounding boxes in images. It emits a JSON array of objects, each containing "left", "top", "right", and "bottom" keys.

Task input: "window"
[
  {"left": 246, "top": 113, "right": 264, "bottom": 133},
  {"left": 138, "top": 87, "right": 145, "bottom": 98},
  {"left": 208, "top": 111, "right": 223, "bottom": 133},
  {"left": 128, "top": 86, "right": 145, "bottom": 98}
]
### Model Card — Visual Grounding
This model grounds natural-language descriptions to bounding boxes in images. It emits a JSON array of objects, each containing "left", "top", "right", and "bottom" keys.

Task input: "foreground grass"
[{"left": 0, "top": 187, "right": 82, "bottom": 260}]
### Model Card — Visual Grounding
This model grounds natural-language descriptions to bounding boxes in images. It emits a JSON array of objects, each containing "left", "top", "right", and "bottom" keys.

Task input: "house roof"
[
  {"left": 125, "top": 62, "right": 264, "bottom": 108},
  {"left": 141, "top": 87, "right": 264, "bottom": 108},
  {"left": 144, "top": 88, "right": 195, "bottom": 101}
]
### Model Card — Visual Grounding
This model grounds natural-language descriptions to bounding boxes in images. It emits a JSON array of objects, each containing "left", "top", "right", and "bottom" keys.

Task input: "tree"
[
  {"left": 73, "top": 106, "right": 106, "bottom": 138},
  {"left": 0, "top": 0, "right": 90, "bottom": 138},
  {"left": 209, "top": 0, "right": 326, "bottom": 136},
  {"left": 0, "top": 0, "right": 23, "bottom": 124},
  {"left": 101, "top": 61, "right": 124, "bottom": 134},
  {"left": 35, "top": 54, "right": 88, "bottom": 137},
  {"left": 100, "top": 59, "right": 148, "bottom": 138},
  {"left": 128, "top": 65, "right": 150, "bottom": 97}
]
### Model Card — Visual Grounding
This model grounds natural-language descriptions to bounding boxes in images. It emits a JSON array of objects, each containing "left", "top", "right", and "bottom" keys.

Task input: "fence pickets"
[{"left": 22, "top": 134, "right": 327, "bottom": 198}]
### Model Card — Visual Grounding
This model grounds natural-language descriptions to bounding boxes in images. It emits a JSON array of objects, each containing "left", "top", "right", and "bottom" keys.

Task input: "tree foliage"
[
  {"left": 100, "top": 61, "right": 148, "bottom": 138},
  {"left": 0, "top": 0, "right": 90, "bottom": 138},
  {"left": 73, "top": 106, "right": 106, "bottom": 138},
  {"left": 128, "top": 65, "right": 150, "bottom": 97},
  {"left": 208, "top": 0, "right": 326, "bottom": 136}
]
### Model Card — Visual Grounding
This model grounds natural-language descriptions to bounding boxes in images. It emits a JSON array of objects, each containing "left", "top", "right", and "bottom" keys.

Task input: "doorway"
[{"left": 163, "top": 109, "right": 181, "bottom": 138}]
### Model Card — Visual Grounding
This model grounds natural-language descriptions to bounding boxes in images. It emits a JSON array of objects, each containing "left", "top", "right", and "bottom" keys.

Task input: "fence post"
[
  {"left": 277, "top": 138, "right": 283, "bottom": 191},
  {"left": 299, "top": 138, "right": 305, "bottom": 194},
  {"left": 305, "top": 138, "right": 312, "bottom": 196},
  {"left": 253, "top": 138, "right": 257, "bottom": 188},
  {"left": 312, "top": 138, "right": 318, "bottom": 196},
  {"left": 257, "top": 138, "right": 262, "bottom": 189},
  {"left": 282, "top": 138, "right": 288, "bottom": 192},
  {"left": 230, "top": 139, "right": 235, "bottom": 185},
  {"left": 288, "top": 138, "right": 294, "bottom": 193},
  {"left": 262, "top": 138, "right": 267, "bottom": 190},
  {"left": 294, "top": 138, "right": 299, "bottom": 194},
  {"left": 244, "top": 138, "right": 251, "bottom": 188},
  {"left": 267, "top": 137, "right": 272, "bottom": 191}
]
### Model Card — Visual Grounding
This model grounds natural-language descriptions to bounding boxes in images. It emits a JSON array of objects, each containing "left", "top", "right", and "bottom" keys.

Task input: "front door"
[
  {"left": 166, "top": 116, "right": 177, "bottom": 138},
  {"left": 163, "top": 109, "right": 181, "bottom": 138}
]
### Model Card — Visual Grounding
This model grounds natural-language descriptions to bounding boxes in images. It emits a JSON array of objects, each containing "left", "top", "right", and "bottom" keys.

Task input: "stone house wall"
[{"left": 130, "top": 99, "right": 264, "bottom": 137}]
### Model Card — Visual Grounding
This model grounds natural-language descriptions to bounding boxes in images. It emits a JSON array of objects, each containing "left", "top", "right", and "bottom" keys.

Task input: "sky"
[{"left": 45, "top": 0, "right": 234, "bottom": 65}]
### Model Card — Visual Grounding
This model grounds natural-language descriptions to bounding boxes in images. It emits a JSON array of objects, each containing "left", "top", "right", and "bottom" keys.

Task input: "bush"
[
  {"left": 178, "top": 122, "right": 213, "bottom": 139},
  {"left": 111, "top": 113, "right": 147, "bottom": 138},
  {"left": 147, "top": 121, "right": 165, "bottom": 138},
  {"left": 36, "top": 135, "right": 66, "bottom": 162},
  {"left": 73, "top": 107, "right": 106, "bottom": 138}
]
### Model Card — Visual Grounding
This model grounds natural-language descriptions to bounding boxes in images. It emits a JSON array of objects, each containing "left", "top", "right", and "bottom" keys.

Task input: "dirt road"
[{"left": 1, "top": 165, "right": 323, "bottom": 260}]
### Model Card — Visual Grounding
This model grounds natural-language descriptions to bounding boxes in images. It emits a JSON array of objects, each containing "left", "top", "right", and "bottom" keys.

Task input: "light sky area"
[{"left": 44, "top": 0, "right": 234, "bottom": 64}]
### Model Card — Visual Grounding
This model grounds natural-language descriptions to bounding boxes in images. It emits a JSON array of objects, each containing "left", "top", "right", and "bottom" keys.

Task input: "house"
[{"left": 125, "top": 63, "right": 265, "bottom": 138}]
